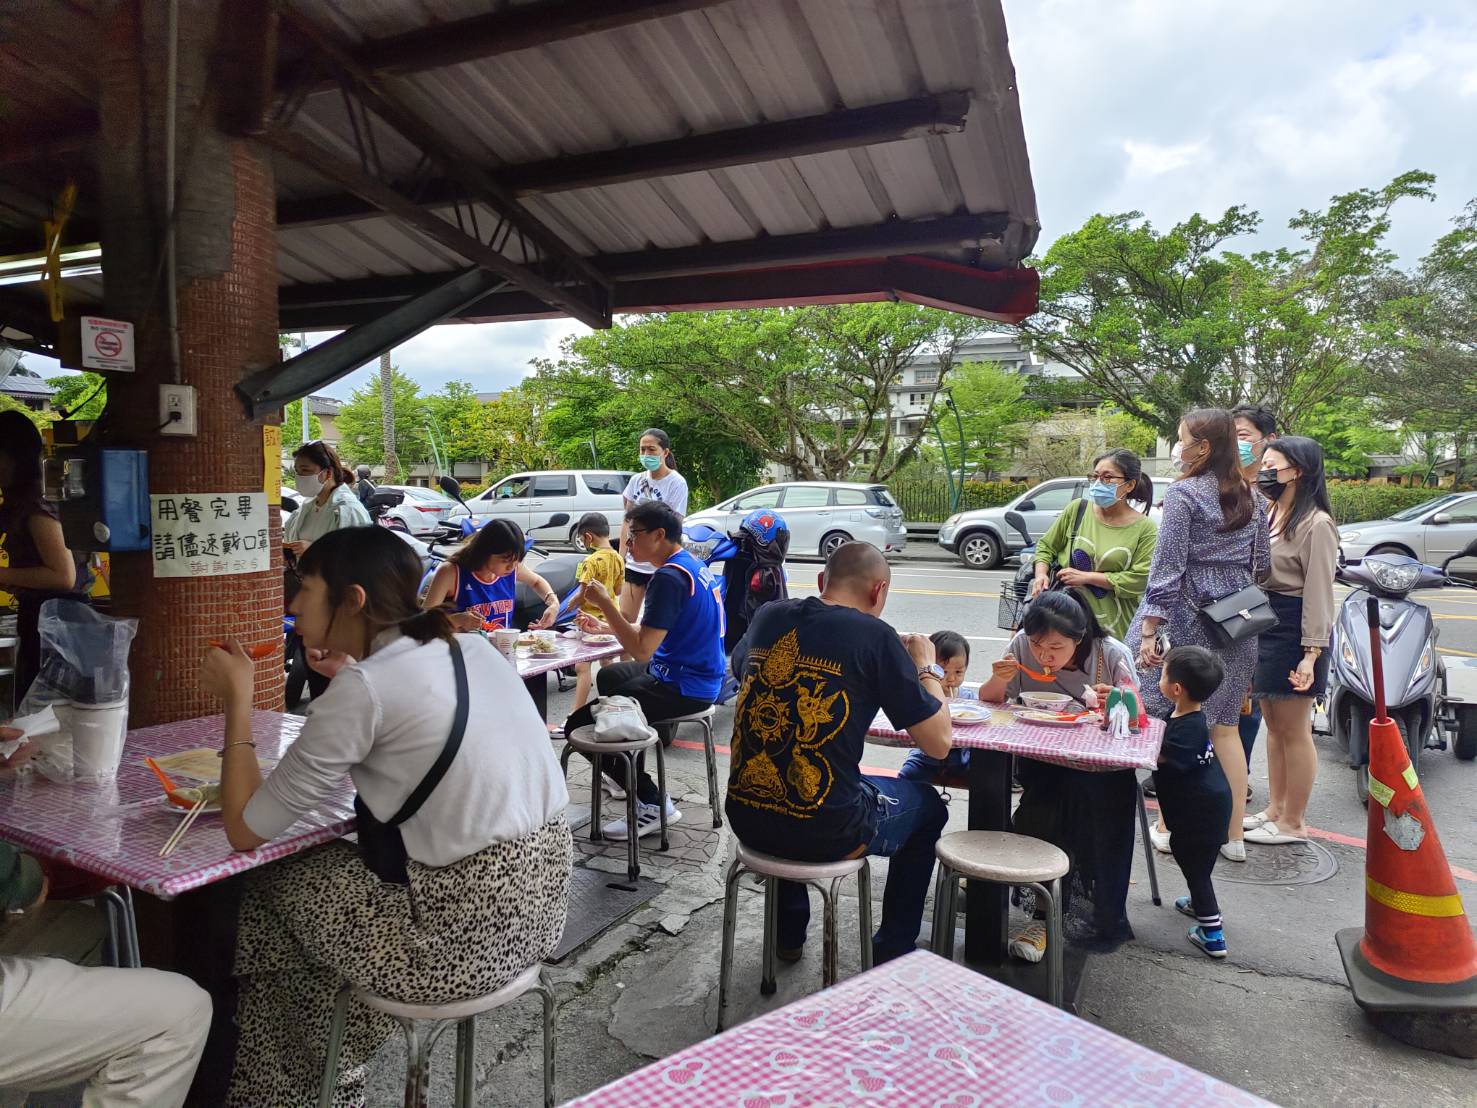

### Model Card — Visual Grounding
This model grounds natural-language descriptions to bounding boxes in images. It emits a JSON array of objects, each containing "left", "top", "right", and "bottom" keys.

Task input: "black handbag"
[
  {"left": 355, "top": 637, "right": 469, "bottom": 884},
  {"left": 1197, "top": 530, "right": 1276, "bottom": 647}
]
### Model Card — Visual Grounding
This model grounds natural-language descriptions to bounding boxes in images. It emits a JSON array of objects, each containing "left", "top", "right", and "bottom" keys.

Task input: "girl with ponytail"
[
  {"left": 421, "top": 517, "right": 561, "bottom": 632},
  {"left": 198, "top": 524, "right": 572, "bottom": 1104},
  {"left": 1030, "top": 448, "right": 1159, "bottom": 639}
]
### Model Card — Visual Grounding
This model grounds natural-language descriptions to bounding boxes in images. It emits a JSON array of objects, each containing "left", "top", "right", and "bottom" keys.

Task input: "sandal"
[
  {"left": 1242, "top": 810, "right": 1271, "bottom": 831},
  {"left": 1243, "top": 820, "right": 1308, "bottom": 845}
]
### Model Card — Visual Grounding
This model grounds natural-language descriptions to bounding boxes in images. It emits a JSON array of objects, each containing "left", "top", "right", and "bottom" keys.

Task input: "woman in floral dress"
[{"left": 1127, "top": 409, "right": 1270, "bottom": 862}]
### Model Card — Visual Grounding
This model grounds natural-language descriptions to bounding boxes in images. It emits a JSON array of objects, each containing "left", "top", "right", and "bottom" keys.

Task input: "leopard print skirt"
[{"left": 227, "top": 815, "right": 572, "bottom": 1108}]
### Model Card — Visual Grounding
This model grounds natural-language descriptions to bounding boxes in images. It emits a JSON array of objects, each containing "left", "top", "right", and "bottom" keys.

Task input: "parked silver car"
[
  {"left": 467, "top": 470, "right": 633, "bottom": 550},
  {"left": 939, "top": 476, "right": 1173, "bottom": 569},
  {"left": 377, "top": 484, "right": 471, "bottom": 537},
  {"left": 1338, "top": 492, "right": 1477, "bottom": 573},
  {"left": 684, "top": 481, "right": 907, "bottom": 559}
]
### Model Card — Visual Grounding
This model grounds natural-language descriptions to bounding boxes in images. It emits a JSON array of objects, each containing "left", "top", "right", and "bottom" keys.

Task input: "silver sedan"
[{"left": 1339, "top": 492, "right": 1477, "bottom": 572}]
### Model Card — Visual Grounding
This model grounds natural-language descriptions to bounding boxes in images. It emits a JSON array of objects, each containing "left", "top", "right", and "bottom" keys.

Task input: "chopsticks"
[{"left": 159, "top": 796, "right": 208, "bottom": 857}]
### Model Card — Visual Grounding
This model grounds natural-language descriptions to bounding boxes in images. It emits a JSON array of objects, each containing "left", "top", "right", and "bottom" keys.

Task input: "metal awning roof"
[{"left": 0, "top": 0, "right": 1038, "bottom": 409}]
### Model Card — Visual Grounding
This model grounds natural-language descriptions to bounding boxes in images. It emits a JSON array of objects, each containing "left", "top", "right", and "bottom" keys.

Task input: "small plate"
[
  {"left": 582, "top": 634, "right": 618, "bottom": 645},
  {"left": 949, "top": 703, "right": 991, "bottom": 724},
  {"left": 162, "top": 791, "right": 223, "bottom": 816},
  {"left": 529, "top": 649, "right": 564, "bottom": 659}
]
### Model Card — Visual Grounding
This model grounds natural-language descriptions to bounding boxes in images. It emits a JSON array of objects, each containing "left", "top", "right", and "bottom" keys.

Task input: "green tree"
[
  {"left": 424, "top": 380, "right": 490, "bottom": 466},
  {"left": 280, "top": 400, "right": 322, "bottom": 452},
  {"left": 335, "top": 366, "right": 428, "bottom": 480},
  {"left": 946, "top": 361, "right": 1040, "bottom": 477},
  {"left": 1293, "top": 397, "right": 1400, "bottom": 477},
  {"left": 46, "top": 372, "right": 107, "bottom": 419},
  {"left": 1019, "top": 172, "right": 1436, "bottom": 438}
]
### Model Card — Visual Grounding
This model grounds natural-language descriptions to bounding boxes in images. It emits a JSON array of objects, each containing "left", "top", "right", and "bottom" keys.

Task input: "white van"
[{"left": 467, "top": 470, "right": 634, "bottom": 550}]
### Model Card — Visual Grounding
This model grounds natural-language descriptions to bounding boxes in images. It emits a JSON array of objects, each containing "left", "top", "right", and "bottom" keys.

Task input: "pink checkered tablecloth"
[
  {"left": 517, "top": 635, "right": 624, "bottom": 679},
  {"left": 868, "top": 702, "right": 1163, "bottom": 772},
  {"left": 565, "top": 950, "right": 1269, "bottom": 1107},
  {"left": 0, "top": 711, "right": 354, "bottom": 900}
]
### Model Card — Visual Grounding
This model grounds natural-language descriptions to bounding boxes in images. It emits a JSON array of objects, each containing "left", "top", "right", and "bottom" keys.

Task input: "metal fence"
[{"left": 890, "top": 479, "right": 1020, "bottom": 523}]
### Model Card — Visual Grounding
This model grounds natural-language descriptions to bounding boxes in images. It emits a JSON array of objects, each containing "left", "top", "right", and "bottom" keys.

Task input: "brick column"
[{"left": 97, "top": 0, "right": 283, "bottom": 724}]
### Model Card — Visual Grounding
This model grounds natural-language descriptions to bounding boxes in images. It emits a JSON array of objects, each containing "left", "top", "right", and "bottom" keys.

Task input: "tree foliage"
[
  {"left": 46, "top": 372, "right": 108, "bottom": 420},
  {"left": 335, "top": 366, "right": 428, "bottom": 479},
  {"left": 1020, "top": 172, "right": 1437, "bottom": 438},
  {"left": 944, "top": 361, "right": 1040, "bottom": 478},
  {"left": 280, "top": 400, "right": 322, "bottom": 453},
  {"left": 537, "top": 304, "right": 989, "bottom": 483}
]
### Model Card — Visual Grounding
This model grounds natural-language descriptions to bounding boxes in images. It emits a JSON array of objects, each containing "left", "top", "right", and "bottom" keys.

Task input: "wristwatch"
[{"left": 918, "top": 664, "right": 945, "bottom": 683}]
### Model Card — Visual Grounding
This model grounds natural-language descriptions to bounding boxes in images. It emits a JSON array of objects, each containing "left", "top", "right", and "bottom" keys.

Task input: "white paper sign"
[
  {"left": 80, "top": 316, "right": 136, "bottom": 372},
  {"left": 150, "top": 492, "right": 270, "bottom": 578}
]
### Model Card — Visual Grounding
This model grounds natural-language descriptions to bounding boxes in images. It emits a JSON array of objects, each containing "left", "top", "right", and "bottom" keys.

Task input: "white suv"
[
  {"left": 467, "top": 470, "right": 633, "bottom": 550},
  {"left": 685, "top": 481, "right": 907, "bottom": 559}
]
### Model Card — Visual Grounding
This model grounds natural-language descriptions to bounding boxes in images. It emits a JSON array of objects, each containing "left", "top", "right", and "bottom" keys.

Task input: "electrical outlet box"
[{"left": 159, "top": 384, "right": 197, "bottom": 436}]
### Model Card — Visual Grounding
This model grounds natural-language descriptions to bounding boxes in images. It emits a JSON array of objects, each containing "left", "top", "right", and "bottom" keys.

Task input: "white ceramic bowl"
[{"left": 1019, "top": 691, "right": 1072, "bottom": 710}]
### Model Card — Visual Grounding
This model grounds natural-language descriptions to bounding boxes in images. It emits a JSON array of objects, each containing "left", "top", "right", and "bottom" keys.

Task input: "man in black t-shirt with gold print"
[{"left": 727, "top": 542, "right": 952, "bottom": 964}]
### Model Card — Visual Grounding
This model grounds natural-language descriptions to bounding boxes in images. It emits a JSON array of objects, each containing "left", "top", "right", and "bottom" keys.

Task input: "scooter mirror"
[
  {"left": 1003, "top": 510, "right": 1032, "bottom": 547},
  {"left": 546, "top": 513, "right": 571, "bottom": 530},
  {"left": 436, "top": 475, "right": 463, "bottom": 501},
  {"left": 1440, "top": 535, "right": 1477, "bottom": 575}
]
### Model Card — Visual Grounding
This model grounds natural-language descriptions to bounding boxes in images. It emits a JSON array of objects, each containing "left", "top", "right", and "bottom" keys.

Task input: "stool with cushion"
[
  {"left": 929, "top": 830, "right": 1070, "bottom": 1008},
  {"left": 652, "top": 705, "right": 721, "bottom": 828},
  {"left": 317, "top": 963, "right": 556, "bottom": 1108},
  {"left": 715, "top": 843, "right": 872, "bottom": 1031},
  {"left": 560, "top": 728, "right": 668, "bottom": 882}
]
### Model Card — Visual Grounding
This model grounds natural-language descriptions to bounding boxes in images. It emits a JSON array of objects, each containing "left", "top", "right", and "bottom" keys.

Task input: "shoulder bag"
[
  {"left": 355, "top": 636, "right": 469, "bottom": 884},
  {"left": 1196, "top": 526, "right": 1276, "bottom": 647}
]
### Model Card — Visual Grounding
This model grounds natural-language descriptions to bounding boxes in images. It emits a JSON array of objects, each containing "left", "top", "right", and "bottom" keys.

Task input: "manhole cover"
[{"left": 1215, "top": 839, "right": 1339, "bottom": 886}]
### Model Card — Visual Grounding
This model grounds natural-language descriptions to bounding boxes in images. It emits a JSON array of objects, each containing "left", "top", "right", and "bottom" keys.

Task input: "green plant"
[{"left": 1325, "top": 481, "right": 1447, "bottom": 524}]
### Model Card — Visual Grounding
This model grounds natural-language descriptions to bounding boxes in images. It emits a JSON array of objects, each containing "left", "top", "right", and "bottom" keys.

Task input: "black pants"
[
  {"left": 563, "top": 661, "right": 712, "bottom": 805},
  {"left": 1170, "top": 837, "right": 1221, "bottom": 924}
]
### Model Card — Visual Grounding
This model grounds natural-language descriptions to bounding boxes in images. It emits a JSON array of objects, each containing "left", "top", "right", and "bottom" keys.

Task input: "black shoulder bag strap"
[
  {"left": 1050, "top": 498, "right": 1090, "bottom": 579},
  {"left": 388, "top": 636, "right": 470, "bottom": 827}
]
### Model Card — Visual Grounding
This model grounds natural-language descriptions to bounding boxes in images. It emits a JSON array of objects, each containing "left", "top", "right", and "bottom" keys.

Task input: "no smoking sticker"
[{"left": 81, "top": 316, "right": 135, "bottom": 372}]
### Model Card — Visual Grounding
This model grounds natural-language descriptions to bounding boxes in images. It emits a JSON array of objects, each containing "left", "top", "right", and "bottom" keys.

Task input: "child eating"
[
  {"left": 896, "top": 630, "right": 973, "bottom": 788},
  {"left": 1156, "top": 645, "right": 1232, "bottom": 958},
  {"left": 571, "top": 512, "right": 625, "bottom": 709}
]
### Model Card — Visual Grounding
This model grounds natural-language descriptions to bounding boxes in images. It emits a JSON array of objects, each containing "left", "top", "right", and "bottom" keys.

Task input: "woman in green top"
[{"left": 1030, "top": 449, "right": 1158, "bottom": 640}]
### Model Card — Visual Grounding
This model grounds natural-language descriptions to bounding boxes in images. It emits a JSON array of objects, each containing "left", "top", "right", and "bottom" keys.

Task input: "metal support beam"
[
  {"left": 260, "top": 130, "right": 609, "bottom": 328},
  {"left": 272, "top": 6, "right": 611, "bottom": 328},
  {"left": 237, "top": 267, "right": 508, "bottom": 418},
  {"left": 353, "top": 0, "right": 728, "bottom": 76},
  {"left": 275, "top": 92, "right": 972, "bottom": 229}
]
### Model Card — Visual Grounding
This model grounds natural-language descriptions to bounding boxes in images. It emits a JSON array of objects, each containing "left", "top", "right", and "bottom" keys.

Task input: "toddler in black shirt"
[{"left": 1156, "top": 646, "right": 1232, "bottom": 959}]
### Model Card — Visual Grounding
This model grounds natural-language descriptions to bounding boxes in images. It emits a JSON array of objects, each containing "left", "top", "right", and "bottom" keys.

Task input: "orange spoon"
[
  {"left": 145, "top": 756, "right": 179, "bottom": 793},
  {"left": 1018, "top": 663, "right": 1054, "bottom": 682}
]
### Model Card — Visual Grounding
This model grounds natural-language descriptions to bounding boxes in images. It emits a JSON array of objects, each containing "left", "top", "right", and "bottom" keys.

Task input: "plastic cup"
[
  {"left": 492, "top": 629, "right": 519, "bottom": 660},
  {"left": 56, "top": 698, "right": 130, "bottom": 782}
]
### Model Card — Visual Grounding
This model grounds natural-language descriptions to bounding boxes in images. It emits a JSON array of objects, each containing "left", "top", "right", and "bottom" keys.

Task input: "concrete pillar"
[{"left": 98, "top": 0, "right": 283, "bottom": 724}]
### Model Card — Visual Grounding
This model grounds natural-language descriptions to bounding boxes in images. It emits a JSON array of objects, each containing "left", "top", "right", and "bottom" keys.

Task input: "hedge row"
[{"left": 1326, "top": 482, "right": 1446, "bottom": 525}]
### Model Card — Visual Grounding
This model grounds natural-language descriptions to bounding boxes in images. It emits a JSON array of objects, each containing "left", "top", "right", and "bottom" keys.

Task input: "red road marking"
[{"left": 672, "top": 738, "right": 1476, "bottom": 884}]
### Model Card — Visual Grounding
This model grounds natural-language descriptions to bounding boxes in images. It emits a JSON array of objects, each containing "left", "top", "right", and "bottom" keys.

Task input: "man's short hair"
[
  {"left": 626, "top": 500, "right": 683, "bottom": 544},
  {"left": 1230, "top": 404, "right": 1278, "bottom": 438},
  {"left": 1163, "top": 645, "right": 1225, "bottom": 703},
  {"left": 822, "top": 540, "right": 890, "bottom": 591},
  {"left": 356, "top": 465, "right": 372, "bottom": 478},
  {"left": 576, "top": 511, "right": 611, "bottom": 538}
]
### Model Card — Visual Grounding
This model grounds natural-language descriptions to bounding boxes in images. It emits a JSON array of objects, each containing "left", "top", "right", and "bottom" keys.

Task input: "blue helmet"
[{"left": 739, "top": 508, "right": 788, "bottom": 549}]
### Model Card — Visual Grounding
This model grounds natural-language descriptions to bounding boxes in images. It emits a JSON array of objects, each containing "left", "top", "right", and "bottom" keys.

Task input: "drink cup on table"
[{"left": 492, "top": 629, "right": 519, "bottom": 660}]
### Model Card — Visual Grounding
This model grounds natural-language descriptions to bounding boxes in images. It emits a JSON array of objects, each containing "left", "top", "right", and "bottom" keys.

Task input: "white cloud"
[{"left": 1122, "top": 140, "right": 1207, "bottom": 177}]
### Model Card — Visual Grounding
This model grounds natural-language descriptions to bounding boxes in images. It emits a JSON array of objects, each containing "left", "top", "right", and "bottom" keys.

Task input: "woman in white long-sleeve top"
[
  {"left": 200, "top": 526, "right": 572, "bottom": 1107},
  {"left": 1243, "top": 437, "right": 1339, "bottom": 846}
]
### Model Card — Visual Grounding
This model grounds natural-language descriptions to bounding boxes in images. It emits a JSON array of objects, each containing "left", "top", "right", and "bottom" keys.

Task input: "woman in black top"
[{"left": 0, "top": 412, "right": 85, "bottom": 698}]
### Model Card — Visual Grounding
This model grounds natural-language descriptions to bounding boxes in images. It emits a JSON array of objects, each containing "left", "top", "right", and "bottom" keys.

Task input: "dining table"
[
  {"left": 516, "top": 632, "right": 625, "bottom": 718},
  {"left": 0, "top": 710, "right": 352, "bottom": 900},
  {"left": 868, "top": 700, "right": 1164, "bottom": 971},
  {"left": 565, "top": 948, "right": 1270, "bottom": 1107}
]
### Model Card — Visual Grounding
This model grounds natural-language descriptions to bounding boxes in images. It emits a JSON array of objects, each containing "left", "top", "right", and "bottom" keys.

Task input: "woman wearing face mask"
[
  {"left": 1230, "top": 405, "right": 1279, "bottom": 791},
  {"left": 983, "top": 589, "right": 1143, "bottom": 958},
  {"left": 1243, "top": 437, "right": 1337, "bottom": 846},
  {"left": 1030, "top": 449, "right": 1158, "bottom": 639},
  {"left": 1128, "top": 409, "right": 1270, "bottom": 862},
  {"left": 618, "top": 429, "right": 688, "bottom": 632},
  {"left": 282, "top": 440, "right": 369, "bottom": 559}
]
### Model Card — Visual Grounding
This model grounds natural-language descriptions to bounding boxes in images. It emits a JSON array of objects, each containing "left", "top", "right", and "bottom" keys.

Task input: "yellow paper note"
[{"left": 263, "top": 425, "right": 282, "bottom": 505}]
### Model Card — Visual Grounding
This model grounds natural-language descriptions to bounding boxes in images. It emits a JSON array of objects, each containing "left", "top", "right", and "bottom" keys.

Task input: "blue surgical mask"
[
  {"left": 1238, "top": 441, "right": 1256, "bottom": 466},
  {"left": 1086, "top": 481, "right": 1119, "bottom": 508},
  {"left": 639, "top": 454, "right": 663, "bottom": 472}
]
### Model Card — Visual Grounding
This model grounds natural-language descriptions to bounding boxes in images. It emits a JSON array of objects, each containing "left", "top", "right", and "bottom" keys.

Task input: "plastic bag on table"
[{"left": 15, "top": 599, "right": 138, "bottom": 782}]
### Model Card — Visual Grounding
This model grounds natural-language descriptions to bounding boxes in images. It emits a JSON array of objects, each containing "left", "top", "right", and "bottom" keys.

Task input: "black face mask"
[{"left": 1256, "top": 470, "right": 1289, "bottom": 499}]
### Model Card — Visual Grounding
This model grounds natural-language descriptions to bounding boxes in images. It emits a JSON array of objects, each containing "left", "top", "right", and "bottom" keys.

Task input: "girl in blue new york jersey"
[{"left": 422, "top": 518, "right": 560, "bottom": 633}]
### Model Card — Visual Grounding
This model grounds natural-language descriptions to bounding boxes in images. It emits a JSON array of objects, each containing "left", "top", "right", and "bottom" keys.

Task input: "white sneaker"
[
  {"left": 1148, "top": 822, "right": 1172, "bottom": 854},
  {"left": 1220, "top": 839, "right": 1247, "bottom": 863},
  {"left": 600, "top": 775, "right": 627, "bottom": 802},
  {"left": 602, "top": 799, "right": 680, "bottom": 841}
]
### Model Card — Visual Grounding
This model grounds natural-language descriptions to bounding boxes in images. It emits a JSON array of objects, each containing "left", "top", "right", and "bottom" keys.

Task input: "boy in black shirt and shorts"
[{"left": 1156, "top": 646, "right": 1232, "bottom": 958}]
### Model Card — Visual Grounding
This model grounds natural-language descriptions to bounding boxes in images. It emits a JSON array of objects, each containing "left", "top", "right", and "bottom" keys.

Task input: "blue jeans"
[{"left": 775, "top": 777, "right": 948, "bottom": 962}]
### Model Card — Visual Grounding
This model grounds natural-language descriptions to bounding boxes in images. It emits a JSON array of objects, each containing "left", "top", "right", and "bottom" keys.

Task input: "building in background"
[{"left": 0, "top": 362, "right": 57, "bottom": 412}]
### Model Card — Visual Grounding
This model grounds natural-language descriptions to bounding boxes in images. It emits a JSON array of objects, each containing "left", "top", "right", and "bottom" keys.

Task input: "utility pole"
[{"left": 380, "top": 350, "right": 397, "bottom": 482}]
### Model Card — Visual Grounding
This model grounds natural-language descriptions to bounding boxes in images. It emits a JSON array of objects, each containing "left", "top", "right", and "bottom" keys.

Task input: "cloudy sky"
[{"left": 31, "top": 1, "right": 1477, "bottom": 399}]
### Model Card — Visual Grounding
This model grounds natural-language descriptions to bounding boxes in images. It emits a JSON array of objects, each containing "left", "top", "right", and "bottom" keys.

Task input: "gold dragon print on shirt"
[{"left": 730, "top": 628, "right": 851, "bottom": 817}]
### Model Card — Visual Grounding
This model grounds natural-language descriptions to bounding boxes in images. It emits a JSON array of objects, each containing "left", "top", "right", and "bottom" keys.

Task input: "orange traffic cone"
[{"left": 1336, "top": 715, "right": 1477, "bottom": 1057}]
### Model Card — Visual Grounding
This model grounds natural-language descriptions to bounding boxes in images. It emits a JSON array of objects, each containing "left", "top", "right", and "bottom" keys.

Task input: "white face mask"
[
  {"left": 1170, "top": 442, "right": 1195, "bottom": 473},
  {"left": 296, "top": 471, "right": 324, "bottom": 497}
]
